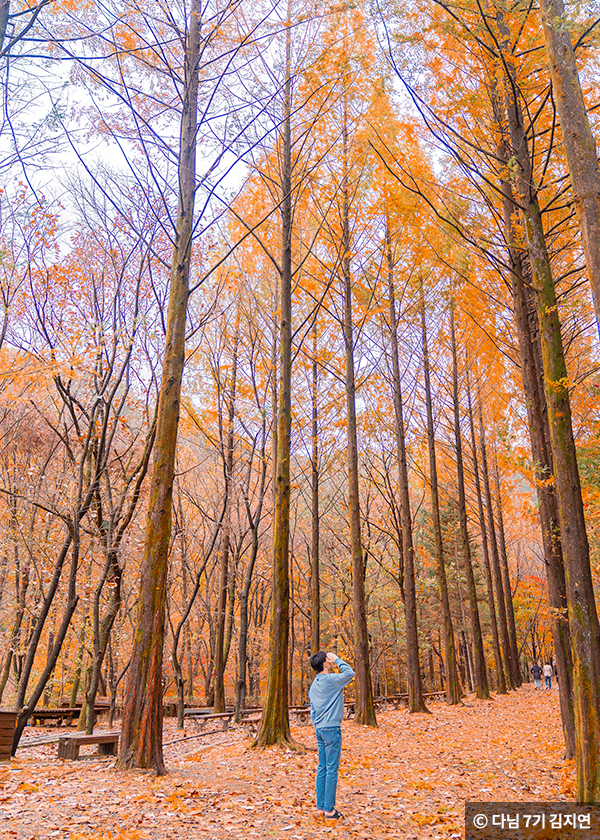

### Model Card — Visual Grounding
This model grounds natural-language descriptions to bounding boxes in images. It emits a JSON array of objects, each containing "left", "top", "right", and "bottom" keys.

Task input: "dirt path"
[{"left": 0, "top": 686, "right": 572, "bottom": 839}]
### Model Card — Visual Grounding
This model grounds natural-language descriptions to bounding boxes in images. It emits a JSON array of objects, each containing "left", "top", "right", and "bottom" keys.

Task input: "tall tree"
[
  {"left": 213, "top": 325, "right": 239, "bottom": 713},
  {"left": 466, "top": 377, "right": 506, "bottom": 694},
  {"left": 538, "top": 0, "right": 600, "bottom": 337},
  {"left": 450, "top": 304, "right": 489, "bottom": 700},
  {"left": 310, "top": 322, "right": 321, "bottom": 654},
  {"left": 478, "top": 402, "right": 516, "bottom": 689},
  {"left": 341, "top": 101, "right": 377, "bottom": 728},
  {"left": 118, "top": 0, "right": 203, "bottom": 773},
  {"left": 387, "top": 240, "right": 428, "bottom": 713},
  {"left": 254, "top": 0, "right": 295, "bottom": 747},
  {"left": 420, "top": 292, "right": 461, "bottom": 704},
  {"left": 496, "top": 1, "right": 600, "bottom": 797}
]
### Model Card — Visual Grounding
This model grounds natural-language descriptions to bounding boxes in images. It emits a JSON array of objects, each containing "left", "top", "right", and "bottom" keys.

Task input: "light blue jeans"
[{"left": 316, "top": 726, "right": 342, "bottom": 812}]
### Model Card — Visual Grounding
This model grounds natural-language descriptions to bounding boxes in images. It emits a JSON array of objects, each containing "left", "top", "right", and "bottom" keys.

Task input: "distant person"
[
  {"left": 309, "top": 651, "right": 355, "bottom": 820},
  {"left": 543, "top": 662, "right": 553, "bottom": 689},
  {"left": 530, "top": 661, "right": 543, "bottom": 689}
]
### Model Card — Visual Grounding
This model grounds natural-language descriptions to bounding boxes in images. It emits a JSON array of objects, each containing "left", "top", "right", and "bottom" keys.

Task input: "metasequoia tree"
[
  {"left": 466, "top": 376, "right": 506, "bottom": 693},
  {"left": 450, "top": 305, "right": 489, "bottom": 699},
  {"left": 478, "top": 402, "right": 517, "bottom": 689},
  {"left": 538, "top": 0, "right": 600, "bottom": 336},
  {"left": 213, "top": 322, "right": 239, "bottom": 713},
  {"left": 309, "top": 323, "right": 320, "bottom": 653},
  {"left": 383, "top": 0, "right": 592, "bottom": 781},
  {"left": 497, "top": 4, "right": 600, "bottom": 795},
  {"left": 254, "top": 0, "right": 296, "bottom": 747},
  {"left": 420, "top": 291, "right": 461, "bottom": 704},
  {"left": 386, "top": 244, "right": 428, "bottom": 713},
  {"left": 117, "top": 0, "right": 203, "bottom": 772}
]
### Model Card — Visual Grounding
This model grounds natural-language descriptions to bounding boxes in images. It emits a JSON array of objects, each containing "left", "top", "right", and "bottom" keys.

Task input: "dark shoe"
[{"left": 324, "top": 809, "right": 343, "bottom": 819}]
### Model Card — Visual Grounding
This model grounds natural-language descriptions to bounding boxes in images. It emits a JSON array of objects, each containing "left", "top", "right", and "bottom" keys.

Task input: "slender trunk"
[
  {"left": 500, "top": 15, "right": 597, "bottom": 795},
  {"left": 478, "top": 404, "right": 516, "bottom": 689},
  {"left": 387, "top": 245, "right": 427, "bottom": 713},
  {"left": 491, "top": 71, "right": 575, "bottom": 754},
  {"left": 450, "top": 306, "right": 489, "bottom": 699},
  {"left": 0, "top": 561, "right": 28, "bottom": 704},
  {"left": 214, "top": 331, "right": 238, "bottom": 713},
  {"left": 223, "top": 556, "right": 237, "bottom": 668},
  {"left": 0, "top": 1, "right": 9, "bottom": 53},
  {"left": 235, "top": 430, "right": 267, "bottom": 721},
  {"left": 310, "top": 324, "right": 320, "bottom": 654},
  {"left": 118, "top": 0, "right": 201, "bottom": 774},
  {"left": 420, "top": 293, "right": 461, "bottom": 704},
  {"left": 493, "top": 462, "right": 522, "bottom": 686},
  {"left": 342, "top": 105, "right": 376, "bottom": 728},
  {"left": 255, "top": 9, "right": 293, "bottom": 746},
  {"left": 539, "top": 0, "right": 600, "bottom": 337},
  {"left": 466, "top": 380, "right": 506, "bottom": 694},
  {"left": 13, "top": 530, "right": 80, "bottom": 752}
]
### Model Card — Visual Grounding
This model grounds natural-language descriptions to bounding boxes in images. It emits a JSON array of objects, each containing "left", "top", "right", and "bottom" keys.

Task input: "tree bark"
[
  {"left": 387, "top": 242, "right": 428, "bottom": 713},
  {"left": 420, "top": 292, "right": 461, "bottom": 705},
  {"left": 466, "top": 379, "right": 506, "bottom": 694},
  {"left": 310, "top": 323, "right": 320, "bottom": 654},
  {"left": 539, "top": 0, "right": 600, "bottom": 337},
  {"left": 493, "top": 462, "right": 522, "bottom": 687},
  {"left": 490, "top": 67, "right": 575, "bottom": 754},
  {"left": 214, "top": 328, "right": 239, "bottom": 713},
  {"left": 118, "top": 0, "right": 201, "bottom": 774},
  {"left": 478, "top": 404, "right": 517, "bottom": 689},
  {"left": 342, "top": 103, "right": 376, "bottom": 728},
  {"left": 499, "top": 15, "right": 598, "bottom": 794},
  {"left": 450, "top": 306, "right": 489, "bottom": 699},
  {"left": 254, "top": 6, "right": 294, "bottom": 746}
]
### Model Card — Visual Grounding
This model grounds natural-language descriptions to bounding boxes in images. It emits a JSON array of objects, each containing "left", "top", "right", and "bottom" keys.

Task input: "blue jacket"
[{"left": 309, "top": 656, "right": 355, "bottom": 729}]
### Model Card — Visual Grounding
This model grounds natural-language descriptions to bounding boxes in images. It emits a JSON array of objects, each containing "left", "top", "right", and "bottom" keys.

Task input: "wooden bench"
[
  {"left": 0, "top": 710, "right": 17, "bottom": 762},
  {"left": 57, "top": 731, "right": 120, "bottom": 760},
  {"left": 239, "top": 714, "right": 262, "bottom": 736},
  {"left": 290, "top": 706, "right": 311, "bottom": 725},
  {"left": 30, "top": 708, "right": 82, "bottom": 726},
  {"left": 189, "top": 712, "right": 233, "bottom": 732}
]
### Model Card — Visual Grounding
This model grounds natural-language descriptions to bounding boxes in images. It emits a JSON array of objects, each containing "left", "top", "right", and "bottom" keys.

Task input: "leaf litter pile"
[{"left": 1, "top": 688, "right": 573, "bottom": 839}]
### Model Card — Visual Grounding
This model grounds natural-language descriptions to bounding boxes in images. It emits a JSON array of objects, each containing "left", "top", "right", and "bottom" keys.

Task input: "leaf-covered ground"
[{"left": 1, "top": 686, "right": 573, "bottom": 839}]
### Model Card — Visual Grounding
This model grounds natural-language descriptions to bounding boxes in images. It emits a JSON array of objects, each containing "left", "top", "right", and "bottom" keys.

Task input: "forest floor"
[{"left": 1, "top": 685, "right": 573, "bottom": 839}]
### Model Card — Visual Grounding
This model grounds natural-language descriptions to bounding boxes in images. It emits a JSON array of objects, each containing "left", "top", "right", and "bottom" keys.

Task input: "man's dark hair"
[{"left": 310, "top": 651, "right": 327, "bottom": 672}]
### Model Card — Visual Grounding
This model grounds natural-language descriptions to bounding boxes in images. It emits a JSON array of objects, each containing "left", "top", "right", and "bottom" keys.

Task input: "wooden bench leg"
[
  {"left": 221, "top": 719, "right": 229, "bottom": 731},
  {"left": 58, "top": 741, "right": 80, "bottom": 760},
  {"left": 98, "top": 741, "right": 117, "bottom": 756}
]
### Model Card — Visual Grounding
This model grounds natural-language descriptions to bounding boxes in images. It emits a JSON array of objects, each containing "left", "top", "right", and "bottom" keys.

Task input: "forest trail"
[{"left": 1, "top": 686, "right": 571, "bottom": 839}]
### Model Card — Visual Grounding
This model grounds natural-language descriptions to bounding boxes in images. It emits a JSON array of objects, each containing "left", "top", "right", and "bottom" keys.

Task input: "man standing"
[{"left": 308, "top": 651, "right": 355, "bottom": 819}]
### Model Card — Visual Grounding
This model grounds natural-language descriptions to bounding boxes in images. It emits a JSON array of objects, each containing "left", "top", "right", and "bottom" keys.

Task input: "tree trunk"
[
  {"left": 342, "top": 104, "right": 376, "bottom": 728},
  {"left": 450, "top": 306, "right": 489, "bottom": 699},
  {"left": 387, "top": 244, "right": 428, "bottom": 714},
  {"left": 310, "top": 323, "right": 320, "bottom": 654},
  {"left": 490, "top": 68, "right": 575, "bottom": 754},
  {"left": 214, "top": 329, "right": 238, "bottom": 713},
  {"left": 420, "top": 292, "right": 461, "bottom": 705},
  {"left": 539, "top": 0, "right": 600, "bottom": 337},
  {"left": 466, "top": 379, "right": 506, "bottom": 694},
  {"left": 254, "top": 8, "right": 294, "bottom": 746},
  {"left": 118, "top": 0, "right": 201, "bottom": 774},
  {"left": 493, "top": 462, "right": 522, "bottom": 686},
  {"left": 478, "top": 403, "right": 516, "bottom": 689},
  {"left": 500, "top": 19, "right": 598, "bottom": 795}
]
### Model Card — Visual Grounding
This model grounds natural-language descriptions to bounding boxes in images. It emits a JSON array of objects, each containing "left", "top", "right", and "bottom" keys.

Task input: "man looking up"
[{"left": 308, "top": 651, "right": 355, "bottom": 819}]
